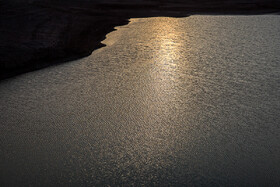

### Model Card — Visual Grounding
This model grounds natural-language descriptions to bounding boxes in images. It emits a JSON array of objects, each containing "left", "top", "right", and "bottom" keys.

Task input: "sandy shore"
[{"left": 1, "top": 0, "right": 279, "bottom": 80}]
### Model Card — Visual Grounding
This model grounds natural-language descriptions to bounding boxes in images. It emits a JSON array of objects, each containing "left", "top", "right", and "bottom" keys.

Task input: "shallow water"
[{"left": 1, "top": 15, "right": 280, "bottom": 186}]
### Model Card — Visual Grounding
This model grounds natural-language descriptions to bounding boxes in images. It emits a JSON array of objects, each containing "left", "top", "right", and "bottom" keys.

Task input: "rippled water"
[{"left": 1, "top": 16, "right": 280, "bottom": 186}]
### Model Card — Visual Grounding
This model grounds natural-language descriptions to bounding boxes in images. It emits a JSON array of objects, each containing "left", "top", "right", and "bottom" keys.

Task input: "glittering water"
[{"left": 1, "top": 16, "right": 280, "bottom": 186}]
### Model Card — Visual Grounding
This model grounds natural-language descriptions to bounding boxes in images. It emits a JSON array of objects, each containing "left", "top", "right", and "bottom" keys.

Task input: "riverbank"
[{"left": 1, "top": 0, "right": 279, "bottom": 80}]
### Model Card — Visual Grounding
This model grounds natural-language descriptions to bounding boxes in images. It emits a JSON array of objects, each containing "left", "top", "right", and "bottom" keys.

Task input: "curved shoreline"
[{"left": 1, "top": 0, "right": 279, "bottom": 80}]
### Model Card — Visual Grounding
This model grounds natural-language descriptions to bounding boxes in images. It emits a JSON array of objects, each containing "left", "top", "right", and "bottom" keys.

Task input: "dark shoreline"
[{"left": 1, "top": 0, "right": 280, "bottom": 80}]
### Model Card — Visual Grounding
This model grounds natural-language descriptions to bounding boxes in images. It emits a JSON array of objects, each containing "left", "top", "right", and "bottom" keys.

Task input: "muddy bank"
[{"left": 0, "top": 0, "right": 279, "bottom": 80}]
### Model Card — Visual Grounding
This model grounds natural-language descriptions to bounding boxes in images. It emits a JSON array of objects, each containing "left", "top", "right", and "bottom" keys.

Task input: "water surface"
[{"left": 1, "top": 15, "right": 280, "bottom": 186}]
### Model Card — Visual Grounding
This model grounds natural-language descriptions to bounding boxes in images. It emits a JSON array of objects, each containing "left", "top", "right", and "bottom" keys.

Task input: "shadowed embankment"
[{"left": 0, "top": 0, "right": 280, "bottom": 80}]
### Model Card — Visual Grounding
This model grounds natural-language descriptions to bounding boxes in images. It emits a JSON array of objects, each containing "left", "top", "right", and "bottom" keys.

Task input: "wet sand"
[{"left": 1, "top": 0, "right": 279, "bottom": 80}]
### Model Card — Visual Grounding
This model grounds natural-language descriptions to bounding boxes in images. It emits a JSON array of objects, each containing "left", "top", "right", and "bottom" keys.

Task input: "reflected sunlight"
[{"left": 126, "top": 18, "right": 186, "bottom": 167}]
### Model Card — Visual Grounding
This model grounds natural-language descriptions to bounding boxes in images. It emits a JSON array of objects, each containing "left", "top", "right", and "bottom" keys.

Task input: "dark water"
[{"left": 1, "top": 16, "right": 280, "bottom": 186}]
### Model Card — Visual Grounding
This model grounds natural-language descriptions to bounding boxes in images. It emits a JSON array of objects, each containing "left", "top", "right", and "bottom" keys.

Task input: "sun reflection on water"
[{"left": 119, "top": 18, "right": 190, "bottom": 173}]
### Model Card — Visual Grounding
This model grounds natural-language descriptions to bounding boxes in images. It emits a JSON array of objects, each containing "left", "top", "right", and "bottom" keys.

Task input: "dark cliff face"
[
  {"left": 0, "top": 2, "right": 129, "bottom": 79},
  {"left": 0, "top": 0, "right": 280, "bottom": 80}
]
